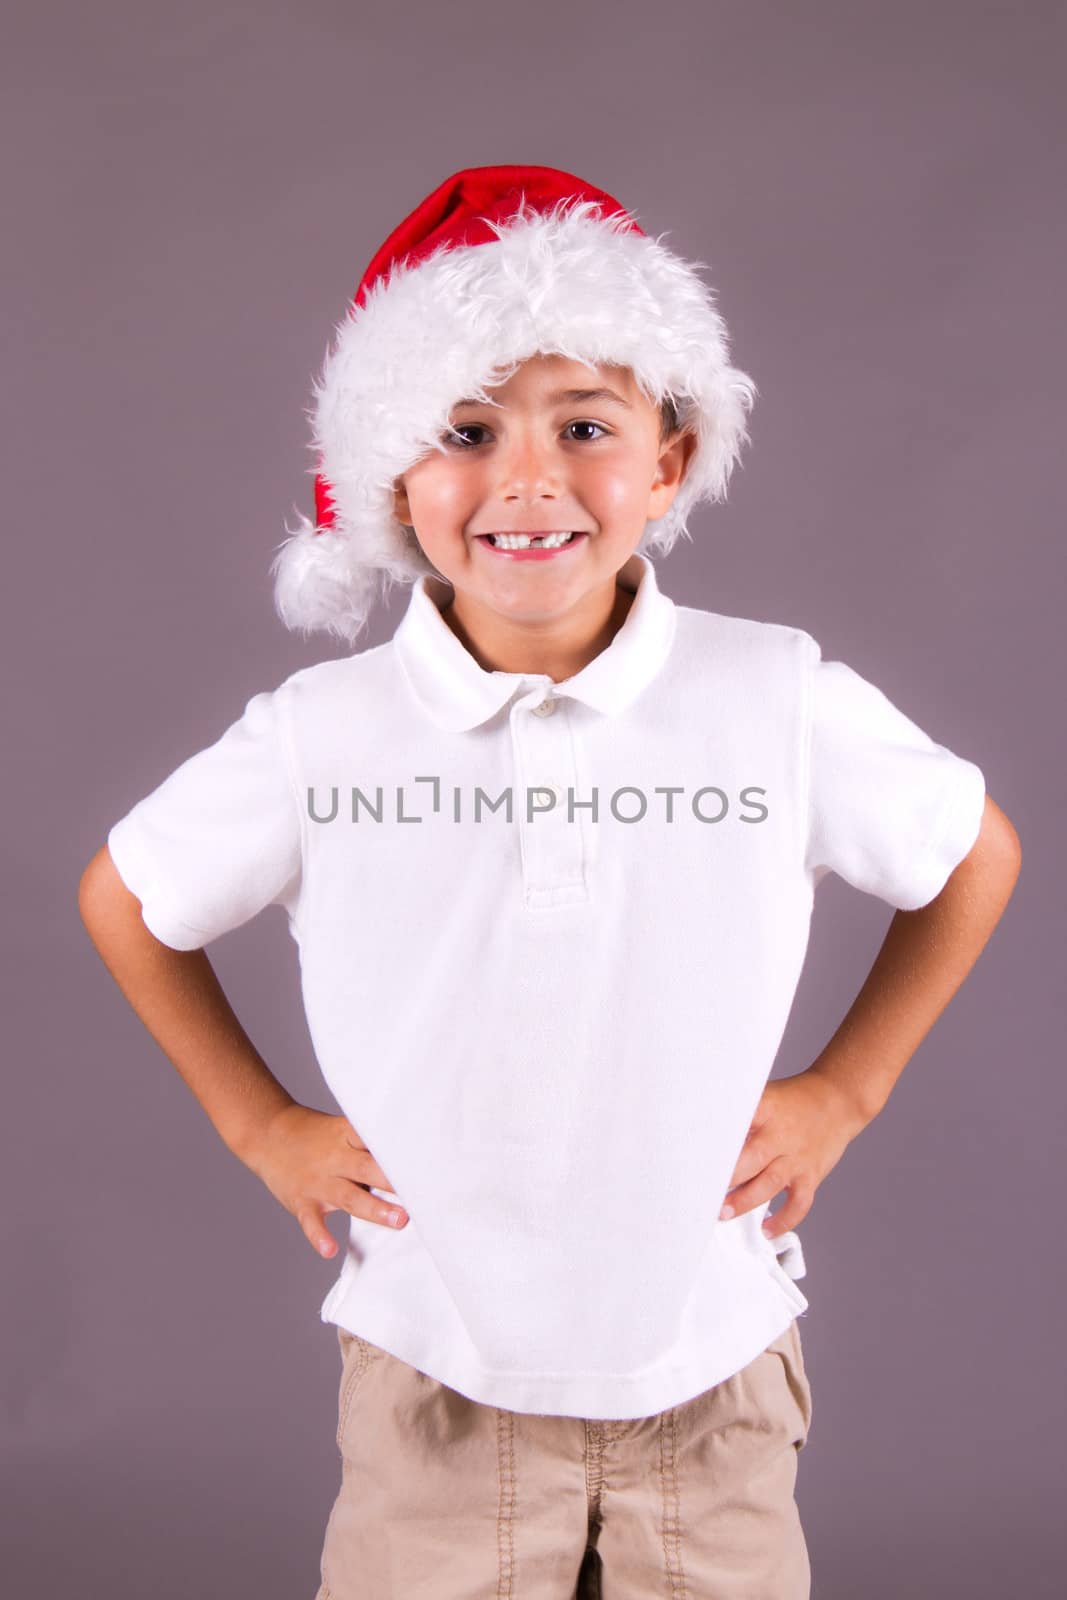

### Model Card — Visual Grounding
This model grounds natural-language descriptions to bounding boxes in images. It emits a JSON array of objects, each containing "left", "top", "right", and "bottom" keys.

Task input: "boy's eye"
[
  {"left": 444, "top": 420, "right": 609, "bottom": 449},
  {"left": 446, "top": 425, "right": 488, "bottom": 448}
]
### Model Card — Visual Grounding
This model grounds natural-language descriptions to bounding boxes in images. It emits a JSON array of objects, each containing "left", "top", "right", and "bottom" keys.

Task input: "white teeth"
[{"left": 488, "top": 531, "right": 576, "bottom": 550}]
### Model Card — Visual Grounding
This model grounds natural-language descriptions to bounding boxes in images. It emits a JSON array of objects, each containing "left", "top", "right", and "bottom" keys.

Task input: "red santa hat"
[{"left": 271, "top": 163, "right": 757, "bottom": 643}]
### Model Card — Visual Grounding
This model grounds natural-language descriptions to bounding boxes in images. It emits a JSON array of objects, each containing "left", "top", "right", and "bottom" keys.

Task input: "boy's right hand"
[{"left": 245, "top": 1103, "right": 409, "bottom": 1259}]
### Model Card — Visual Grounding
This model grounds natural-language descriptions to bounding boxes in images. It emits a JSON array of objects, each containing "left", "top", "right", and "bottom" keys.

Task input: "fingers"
[
  {"left": 342, "top": 1124, "right": 395, "bottom": 1193},
  {"left": 347, "top": 1153, "right": 395, "bottom": 1193},
  {"left": 297, "top": 1202, "right": 339, "bottom": 1260},
  {"left": 295, "top": 1181, "right": 409, "bottom": 1260},
  {"left": 329, "top": 1178, "right": 408, "bottom": 1230},
  {"left": 256, "top": 1110, "right": 409, "bottom": 1259},
  {"left": 719, "top": 1155, "right": 792, "bottom": 1221},
  {"left": 724, "top": 1132, "right": 775, "bottom": 1196},
  {"left": 763, "top": 1184, "right": 812, "bottom": 1237},
  {"left": 720, "top": 1177, "right": 812, "bottom": 1237}
]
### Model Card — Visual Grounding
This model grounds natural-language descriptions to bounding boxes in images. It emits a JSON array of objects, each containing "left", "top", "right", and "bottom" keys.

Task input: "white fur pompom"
[{"left": 270, "top": 512, "right": 383, "bottom": 646}]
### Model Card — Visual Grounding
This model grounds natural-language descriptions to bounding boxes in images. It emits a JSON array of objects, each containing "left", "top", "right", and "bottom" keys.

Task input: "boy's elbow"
[
  {"left": 984, "top": 795, "right": 1022, "bottom": 874},
  {"left": 968, "top": 794, "right": 1022, "bottom": 897},
  {"left": 78, "top": 843, "right": 132, "bottom": 932}
]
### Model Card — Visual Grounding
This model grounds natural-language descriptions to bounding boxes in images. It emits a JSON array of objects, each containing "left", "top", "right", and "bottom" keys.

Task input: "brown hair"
[{"left": 659, "top": 395, "right": 680, "bottom": 442}]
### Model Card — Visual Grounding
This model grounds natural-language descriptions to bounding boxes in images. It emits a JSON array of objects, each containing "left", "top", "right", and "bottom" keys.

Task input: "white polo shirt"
[{"left": 106, "top": 551, "right": 986, "bottom": 1419}]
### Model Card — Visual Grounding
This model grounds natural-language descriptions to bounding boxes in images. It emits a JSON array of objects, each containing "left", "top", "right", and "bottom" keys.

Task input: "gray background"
[{"left": 4, "top": 1, "right": 1063, "bottom": 1594}]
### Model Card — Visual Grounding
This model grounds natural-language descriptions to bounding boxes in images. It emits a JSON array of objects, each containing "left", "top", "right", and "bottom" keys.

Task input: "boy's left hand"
[{"left": 719, "top": 1069, "right": 869, "bottom": 1237}]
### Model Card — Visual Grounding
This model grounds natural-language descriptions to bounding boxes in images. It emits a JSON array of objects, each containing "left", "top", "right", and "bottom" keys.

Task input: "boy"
[{"left": 79, "top": 166, "right": 1020, "bottom": 1599}]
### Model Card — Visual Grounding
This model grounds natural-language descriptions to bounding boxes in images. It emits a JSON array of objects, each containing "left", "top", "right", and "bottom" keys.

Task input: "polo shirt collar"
[{"left": 393, "top": 551, "right": 677, "bottom": 733}]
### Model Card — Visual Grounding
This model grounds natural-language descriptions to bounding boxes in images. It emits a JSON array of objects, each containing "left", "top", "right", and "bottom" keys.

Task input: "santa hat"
[{"left": 271, "top": 164, "right": 757, "bottom": 644}]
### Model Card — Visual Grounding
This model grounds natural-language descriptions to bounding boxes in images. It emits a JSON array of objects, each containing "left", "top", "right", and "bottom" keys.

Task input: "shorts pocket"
[{"left": 334, "top": 1326, "right": 385, "bottom": 1451}]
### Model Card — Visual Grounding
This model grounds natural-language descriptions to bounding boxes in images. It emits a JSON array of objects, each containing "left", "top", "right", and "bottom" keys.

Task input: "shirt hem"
[
  {"left": 896, "top": 757, "right": 986, "bottom": 910},
  {"left": 317, "top": 1241, "right": 809, "bottom": 1420},
  {"left": 106, "top": 818, "right": 213, "bottom": 951}
]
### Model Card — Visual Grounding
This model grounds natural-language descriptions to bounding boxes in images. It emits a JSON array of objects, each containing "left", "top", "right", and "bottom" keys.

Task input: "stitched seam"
[
  {"left": 496, "top": 1409, "right": 516, "bottom": 1600},
  {"left": 659, "top": 1409, "right": 687, "bottom": 1597},
  {"left": 584, "top": 1421, "right": 606, "bottom": 1530},
  {"left": 319, "top": 1479, "right": 344, "bottom": 1599},
  {"left": 336, "top": 1337, "right": 371, "bottom": 1450}
]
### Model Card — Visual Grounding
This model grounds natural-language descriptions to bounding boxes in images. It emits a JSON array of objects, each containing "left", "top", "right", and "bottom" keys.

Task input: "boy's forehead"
[{"left": 453, "top": 354, "right": 644, "bottom": 409}]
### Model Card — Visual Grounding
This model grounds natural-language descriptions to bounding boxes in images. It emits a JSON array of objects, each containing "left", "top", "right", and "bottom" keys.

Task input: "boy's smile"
[
  {"left": 472, "top": 530, "right": 589, "bottom": 559},
  {"left": 392, "top": 354, "right": 695, "bottom": 681}
]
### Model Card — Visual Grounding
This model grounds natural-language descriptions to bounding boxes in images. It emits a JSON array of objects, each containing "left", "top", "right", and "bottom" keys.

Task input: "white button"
[{"left": 531, "top": 697, "right": 557, "bottom": 717}]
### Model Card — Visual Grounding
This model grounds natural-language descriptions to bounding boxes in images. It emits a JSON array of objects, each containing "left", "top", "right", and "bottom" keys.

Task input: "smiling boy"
[
  {"left": 80, "top": 167, "right": 1020, "bottom": 1599},
  {"left": 393, "top": 357, "right": 694, "bottom": 680}
]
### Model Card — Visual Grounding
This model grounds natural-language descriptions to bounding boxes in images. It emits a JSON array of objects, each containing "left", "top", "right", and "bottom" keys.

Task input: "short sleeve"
[
  {"left": 106, "top": 686, "right": 303, "bottom": 950},
  {"left": 804, "top": 645, "right": 986, "bottom": 910}
]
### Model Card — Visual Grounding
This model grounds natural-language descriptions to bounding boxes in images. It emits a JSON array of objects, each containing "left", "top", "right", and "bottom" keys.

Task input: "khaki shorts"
[{"left": 316, "top": 1318, "right": 814, "bottom": 1600}]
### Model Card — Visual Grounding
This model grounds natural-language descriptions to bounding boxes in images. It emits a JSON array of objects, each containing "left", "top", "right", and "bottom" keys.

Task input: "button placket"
[{"left": 511, "top": 692, "right": 588, "bottom": 907}]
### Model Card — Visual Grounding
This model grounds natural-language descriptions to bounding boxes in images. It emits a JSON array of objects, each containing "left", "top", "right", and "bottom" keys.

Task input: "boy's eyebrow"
[
  {"left": 548, "top": 387, "right": 633, "bottom": 409},
  {"left": 451, "top": 387, "right": 633, "bottom": 410}
]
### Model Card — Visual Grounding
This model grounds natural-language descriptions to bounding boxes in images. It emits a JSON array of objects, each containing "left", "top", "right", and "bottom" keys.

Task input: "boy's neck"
[{"left": 425, "top": 561, "right": 641, "bottom": 684}]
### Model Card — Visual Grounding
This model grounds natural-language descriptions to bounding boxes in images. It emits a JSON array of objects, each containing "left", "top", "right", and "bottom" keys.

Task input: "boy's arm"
[
  {"left": 806, "top": 792, "right": 1021, "bottom": 1126},
  {"left": 77, "top": 844, "right": 409, "bottom": 1256},
  {"left": 723, "top": 794, "right": 1022, "bottom": 1231}
]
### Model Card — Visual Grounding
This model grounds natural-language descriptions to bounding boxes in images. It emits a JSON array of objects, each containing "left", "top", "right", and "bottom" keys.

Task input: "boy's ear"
[
  {"left": 648, "top": 429, "right": 698, "bottom": 521},
  {"left": 393, "top": 479, "right": 412, "bottom": 527}
]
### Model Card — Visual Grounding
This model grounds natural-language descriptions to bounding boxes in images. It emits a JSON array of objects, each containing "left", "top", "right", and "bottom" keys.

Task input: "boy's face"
[{"left": 392, "top": 354, "right": 695, "bottom": 659}]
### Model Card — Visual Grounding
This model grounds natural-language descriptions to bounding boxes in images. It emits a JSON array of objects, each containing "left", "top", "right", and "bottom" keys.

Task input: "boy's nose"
[{"left": 495, "top": 434, "right": 564, "bottom": 500}]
